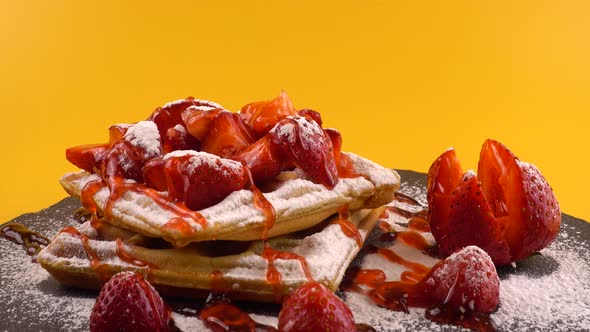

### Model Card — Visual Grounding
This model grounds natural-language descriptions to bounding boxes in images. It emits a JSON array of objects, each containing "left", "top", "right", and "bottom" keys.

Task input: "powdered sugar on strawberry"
[
  {"left": 425, "top": 245, "right": 500, "bottom": 313},
  {"left": 269, "top": 115, "right": 324, "bottom": 151},
  {"left": 124, "top": 121, "right": 162, "bottom": 159},
  {"left": 185, "top": 105, "right": 219, "bottom": 113},
  {"left": 163, "top": 150, "right": 244, "bottom": 176}
]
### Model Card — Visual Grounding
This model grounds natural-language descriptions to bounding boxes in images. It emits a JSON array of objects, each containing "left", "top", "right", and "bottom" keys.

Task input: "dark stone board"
[{"left": 1, "top": 170, "right": 589, "bottom": 331}]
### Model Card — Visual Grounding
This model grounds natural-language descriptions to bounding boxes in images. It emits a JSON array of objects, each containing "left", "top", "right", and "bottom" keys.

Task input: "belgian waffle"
[
  {"left": 59, "top": 152, "right": 399, "bottom": 247},
  {"left": 36, "top": 207, "right": 384, "bottom": 303}
]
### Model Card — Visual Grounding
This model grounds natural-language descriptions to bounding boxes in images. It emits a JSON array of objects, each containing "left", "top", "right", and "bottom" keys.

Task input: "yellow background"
[{"left": 1, "top": 1, "right": 589, "bottom": 223}]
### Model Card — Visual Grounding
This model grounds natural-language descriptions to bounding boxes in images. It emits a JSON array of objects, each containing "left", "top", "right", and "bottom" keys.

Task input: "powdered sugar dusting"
[
  {"left": 493, "top": 235, "right": 590, "bottom": 331},
  {"left": 0, "top": 215, "right": 95, "bottom": 331},
  {"left": 163, "top": 150, "right": 244, "bottom": 175},
  {"left": 173, "top": 124, "right": 187, "bottom": 133},
  {"left": 124, "top": 121, "right": 162, "bottom": 159},
  {"left": 269, "top": 115, "right": 324, "bottom": 150},
  {"left": 272, "top": 122, "right": 296, "bottom": 144},
  {"left": 161, "top": 98, "right": 188, "bottom": 109},
  {"left": 432, "top": 246, "right": 496, "bottom": 288},
  {"left": 185, "top": 105, "right": 218, "bottom": 113},
  {"left": 170, "top": 312, "right": 209, "bottom": 331}
]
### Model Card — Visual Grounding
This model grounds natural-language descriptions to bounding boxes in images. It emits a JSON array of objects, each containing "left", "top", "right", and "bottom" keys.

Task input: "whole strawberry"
[
  {"left": 425, "top": 246, "right": 500, "bottom": 314},
  {"left": 90, "top": 271, "right": 169, "bottom": 332},
  {"left": 278, "top": 282, "right": 356, "bottom": 332}
]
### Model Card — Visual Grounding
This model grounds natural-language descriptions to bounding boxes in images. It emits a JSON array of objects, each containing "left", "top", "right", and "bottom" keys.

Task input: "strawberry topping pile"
[
  {"left": 66, "top": 92, "right": 355, "bottom": 212},
  {"left": 90, "top": 271, "right": 169, "bottom": 332},
  {"left": 427, "top": 139, "right": 561, "bottom": 265}
]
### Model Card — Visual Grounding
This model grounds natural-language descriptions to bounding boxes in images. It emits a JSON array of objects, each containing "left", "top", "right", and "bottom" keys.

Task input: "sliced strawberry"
[
  {"left": 278, "top": 282, "right": 356, "bottom": 332},
  {"left": 427, "top": 148, "right": 463, "bottom": 255},
  {"left": 66, "top": 143, "right": 110, "bottom": 173},
  {"left": 477, "top": 139, "right": 517, "bottom": 220},
  {"left": 424, "top": 246, "right": 500, "bottom": 314},
  {"left": 235, "top": 135, "right": 285, "bottom": 184},
  {"left": 240, "top": 91, "right": 297, "bottom": 138},
  {"left": 201, "top": 111, "right": 255, "bottom": 159},
  {"left": 269, "top": 116, "right": 338, "bottom": 188},
  {"left": 101, "top": 121, "right": 163, "bottom": 182},
  {"left": 145, "top": 151, "right": 249, "bottom": 211},
  {"left": 181, "top": 106, "right": 223, "bottom": 142},
  {"left": 436, "top": 171, "right": 511, "bottom": 264},
  {"left": 426, "top": 148, "right": 463, "bottom": 206},
  {"left": 478, "top": 139, "right": 561, "bottom": 261},
  {"left": 89, "top": 271, "right": 169, "bottom": 332},
  {"left": 428, "top": 140, "right": 561, "bottom": 265}
]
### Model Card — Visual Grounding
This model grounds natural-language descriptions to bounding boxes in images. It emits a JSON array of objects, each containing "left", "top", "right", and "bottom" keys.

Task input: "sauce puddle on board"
[{"left": 0, "top": 223, "right": 50, "bottom": 261}]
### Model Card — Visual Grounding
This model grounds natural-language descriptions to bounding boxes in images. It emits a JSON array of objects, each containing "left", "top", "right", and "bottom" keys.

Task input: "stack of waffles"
[{"left": 36, "top": 93, "right": 400, "bottom": 302}]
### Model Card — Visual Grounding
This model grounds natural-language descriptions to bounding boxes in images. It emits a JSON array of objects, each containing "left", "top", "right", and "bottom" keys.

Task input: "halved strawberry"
[
  {"left": 428, "top": 140, "right": 561, "bottom": 265},
  {"left": 181, "top": 106, "right": 223, "bottom": 142},
  {"left": 269, "top": 116, "right": 338, "bottom": 188},
  {"left": 278, "top": 282, "right": 356, "bottom": 332},
  {"left": 425, "top": 245, "right": 500, "bottom": 314},
  {"left": 144, "top": 151, "right": 249, "bottom": 211},
  {"left": 89, "top": 271, "right": 169, "bottom": 332},
  {"left": 66, "top": 143, "right": 110, "bottom": 173},
  {"left": 201, "top": 111, "right": 255, "bottom": 158},
  {"left": 240, "top": 91, "right": 297, "bottom": 138}
]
